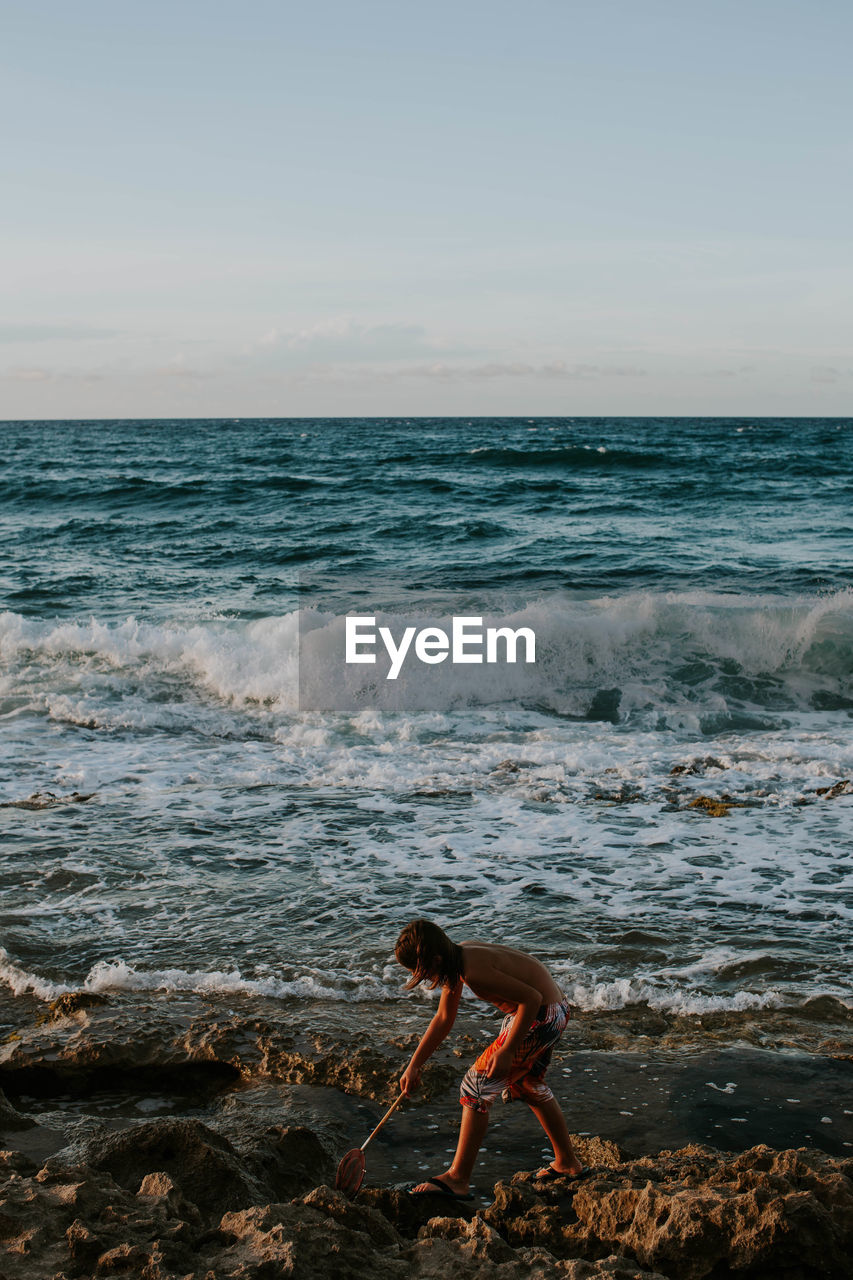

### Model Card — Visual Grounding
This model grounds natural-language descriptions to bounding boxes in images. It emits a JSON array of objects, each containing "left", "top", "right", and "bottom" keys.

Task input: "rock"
[
  {"left": 0, "top": 790, "right": 96, "bottom": 810},
  {"left": 211, "top": 1201, "right": 406, "bottom": 1279},
  {"left": 242, "top": 1125, "right": 334, "bottom": 1201},
  {"left": 521, "top": 1259, "right": 667, "bottom": 1279},
  {"left": 0, "top": 1150, "right": 38, "bottom": 1176},
  {"left": 417, "top": 1213, "right": 518, "bottom": 1260},
  {"left": 65, "top": 1217, "right": 103, "bottom": 1264},
  {"left": 410, "top": 1220, "right": 668, "bottom": 1277},
  {"left": 687, "top": 795, "right": 731, "bottom": 817},
  {"left": 298, "top": 1183, "right": 401, "bottom": 1248},
  {"left": 572, "top": 1136, "right": 626, "bottom": 1169},
  {"left": 359, "top": 1183, "right": 478, "bottom": 1236},
  {"left": 2, "top": 1123, "right": 851, "bottom": 1279},
  {"left": 137, "top": 1170, "right": 201, "bottom": 1224},
  {"left": 82, "top": 1118, "right": 267, "bottom": 1223},
  {"left": 814, "top": 779, "right": 852, "bottom": 798},
  {"left": 483, "top": 1143, "right": 853, "bottom": 1279},
  {"left": 94, "top": 1240, "right": 151, "bottom": 1272},
  {"left": 0, "top": 1088, "right": 35, "bottom": 1132},
  {"left": 669, "top": 759, "right": 725, "bottom": 777},
  {"left": 0, "top": 1002, "right": 414, "bottom": 1104},
  {"left": 0, "top": 1160, "right": 199, "bottom": 1280},
  {"left": 48, "top": 992, "right": 109, "bottom": 1021}
]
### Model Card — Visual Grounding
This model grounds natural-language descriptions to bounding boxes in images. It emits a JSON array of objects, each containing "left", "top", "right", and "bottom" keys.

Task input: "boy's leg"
[
  {"left": 410, "top": 1104, "right": 489, "bottom": 1195},
  {"left": 526, "top": 1095, "right": 583, "bottom": 1175},
  {"left": 410, "top": 1012, "right": 515, "bottom": 1195}
]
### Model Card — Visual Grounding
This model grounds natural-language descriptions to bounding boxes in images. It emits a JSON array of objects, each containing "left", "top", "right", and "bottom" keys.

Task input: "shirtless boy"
[{"left": 395, "top": 919, "right": 584, "bottom": 1199}]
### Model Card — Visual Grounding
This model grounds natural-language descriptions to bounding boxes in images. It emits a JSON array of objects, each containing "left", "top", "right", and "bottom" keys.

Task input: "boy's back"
[{"left": 460, "top": 941, "right": 564, "bottom": 1011}]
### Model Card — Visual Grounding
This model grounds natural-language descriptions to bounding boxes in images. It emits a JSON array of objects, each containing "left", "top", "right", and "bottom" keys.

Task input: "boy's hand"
[
  {"left": 400, "top": 1066, "right": 422, "bottom": 1096},
  {"left": 486, "top": 1046, "right": 515, "bottom": 1079}
]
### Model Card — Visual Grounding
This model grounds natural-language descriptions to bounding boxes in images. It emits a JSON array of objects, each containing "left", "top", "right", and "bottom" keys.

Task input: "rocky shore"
[
  {"left": 2, "top": 1101, "right": 852, "bottom": 1279},
  {"left": 2, "top": 990, "right": 852, "bottom": 1277}
]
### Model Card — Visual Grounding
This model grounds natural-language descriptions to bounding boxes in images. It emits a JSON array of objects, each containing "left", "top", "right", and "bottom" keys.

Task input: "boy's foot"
[
  {"left": 533, "top": 1162, "right": 588, "bottom": 1183},
  {"left": 408, "top": 1173, "right": 473, "bottom": 1201}
]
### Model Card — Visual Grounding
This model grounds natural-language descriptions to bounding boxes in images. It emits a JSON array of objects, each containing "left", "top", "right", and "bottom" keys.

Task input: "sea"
[{"left": 1, "top": 417, "right": 851, "bottom": 1047}]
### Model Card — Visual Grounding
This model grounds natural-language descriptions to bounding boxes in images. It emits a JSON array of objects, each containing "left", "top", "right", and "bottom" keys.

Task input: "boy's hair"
[{"left": 395, "top": 919, "right": 464, "bottom": 990}]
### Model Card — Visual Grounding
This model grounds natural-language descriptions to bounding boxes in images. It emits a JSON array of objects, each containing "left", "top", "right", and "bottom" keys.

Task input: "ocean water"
[{"left": 1, "top": 417, "right": 851, "bottom": 1030}]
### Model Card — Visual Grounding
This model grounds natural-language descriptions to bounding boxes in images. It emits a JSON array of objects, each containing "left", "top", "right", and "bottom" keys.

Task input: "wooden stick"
[{"left": 360, "top": 1092, "right": 405, "bottom": 1151}]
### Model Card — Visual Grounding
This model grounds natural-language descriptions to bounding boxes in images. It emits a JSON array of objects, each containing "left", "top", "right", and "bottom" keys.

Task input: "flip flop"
[
  {"left": 408, "top": 1175, "right": 474, "bottom": 1201},
  {"left": 533, "top": 1163, "right": 589, "bottom": 1183}
]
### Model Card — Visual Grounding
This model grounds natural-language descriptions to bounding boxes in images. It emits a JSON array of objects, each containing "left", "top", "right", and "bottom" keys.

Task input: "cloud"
[
  {"left": 702, "top": 365, "right": 756, "bottom": 378},
  {"left": 246, "top": 318, "right": 463, "bottom": 366},
  {"left": 810, "top": 365, "right": 840, "bottom": 383},
  {"left": 3, "top": 365, "right": 52, "bottom": 381},
  {"left": 394, "top": 361, "right": 647, "bottom": 382},
  {"left": 0, "top": 324, "right": 119, "bottom": 343},
  {"left": 1, "top": 365, "right": 104, "bottom": 383},
  {"left": 153, "top": 354, "right": 212, "bottom": 379}
]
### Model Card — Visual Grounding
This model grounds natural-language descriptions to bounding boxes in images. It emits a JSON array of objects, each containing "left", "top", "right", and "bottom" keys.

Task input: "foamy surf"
[
  {"left": 1, "top": 588, "right": 851, "bottom": 728},
  {"left": 0, "top": 949, "right": 389, "bottom": 1004}
]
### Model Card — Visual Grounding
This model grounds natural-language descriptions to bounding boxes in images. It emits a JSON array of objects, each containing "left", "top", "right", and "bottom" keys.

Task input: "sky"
[{"left": 2, "top": 0, "right": 852, "bottom": 418}]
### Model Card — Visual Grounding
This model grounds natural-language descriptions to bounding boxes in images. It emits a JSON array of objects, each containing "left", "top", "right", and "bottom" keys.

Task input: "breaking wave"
[{"left": 2, "top": 587, "right": 850, "bottom": 728}]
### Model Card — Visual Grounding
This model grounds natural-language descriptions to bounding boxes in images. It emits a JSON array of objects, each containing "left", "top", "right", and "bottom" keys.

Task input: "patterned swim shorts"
[{"left": 459, "top": 997, "right": 571, "bottom": 1113}]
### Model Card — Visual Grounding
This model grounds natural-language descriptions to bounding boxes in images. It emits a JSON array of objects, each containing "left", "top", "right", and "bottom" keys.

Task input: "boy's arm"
[{"left": 400, "top": 980, "right": 463, "bottom": 1095}]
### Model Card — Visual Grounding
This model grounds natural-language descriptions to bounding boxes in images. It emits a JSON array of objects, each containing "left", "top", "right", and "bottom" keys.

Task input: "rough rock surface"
[
  {"left": 480, "top": 1144, "right": 853, "bottom": 1280},
  {"left": 2, "top": 1120, "right": 851, "bottom": 1280},
  {"left": 0, "top": 1091, "right": 34, "bottom": 1133}
]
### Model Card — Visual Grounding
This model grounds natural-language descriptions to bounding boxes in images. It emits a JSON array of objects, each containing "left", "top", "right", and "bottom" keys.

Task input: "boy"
[{"left": 395, "top": 919, "right": 585, "bottom": 1199}]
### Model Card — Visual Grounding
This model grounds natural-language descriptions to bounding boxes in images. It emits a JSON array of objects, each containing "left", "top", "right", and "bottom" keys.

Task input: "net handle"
[{"left": 360, "top": 1091, "right": 405, "bottom": 1151}]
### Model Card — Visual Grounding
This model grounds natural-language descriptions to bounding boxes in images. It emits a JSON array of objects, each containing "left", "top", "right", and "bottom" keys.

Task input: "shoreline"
[{"left": 2, "top": 986, "right": 851, "bottom": 1171}]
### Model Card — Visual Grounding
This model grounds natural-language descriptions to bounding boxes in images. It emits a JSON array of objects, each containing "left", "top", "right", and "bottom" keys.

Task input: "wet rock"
[
  {"left": 593, "top": 786, "right": 642, "bottom": 804},
  {"left": 255, "top": 1040, "right": 455, "bottom": 1102},
  {"left": 669, "top": 759, "right": 725, "bottom": 777},
  {"left": 0, "top": 1016, "right": 241, "bottom": 1099},
  {"left": 686, "top": 795, "right": 731, "bottom": 817},
  {"left": 48, "top": 992, "right": 110, "bottom": 1021},
  {"left": 0, "top": 1088, "right": 35, "bottom": 1132},
  {"left": 586, "top": 689, "right": 621, "bottom": 724},
  {"left": 814, "top": 779, "right": 852, "bottom": 798},
  {"left": 0, "top": 790, "right": 96, "bottom": 810},
  {"left": 1, "top": 999, "right": 425, "bottom": 1106}
]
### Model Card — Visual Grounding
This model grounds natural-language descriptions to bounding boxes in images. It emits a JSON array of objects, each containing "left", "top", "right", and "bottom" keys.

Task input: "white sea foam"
[
  {"left": 0, "top": 948, "right": 70, "bottom": 1002},
  {"left": 3, "top": 946, "right": 839, "bottom": 1019},
  {"left": 2, "top": 588, "right": 851, "bottom": 722},
  {"left": 549, "top": 967, "right": 790, "bottom": 1015},
  {"left": 0, "top": 949, "right": 390, "bottom": 1004}
]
